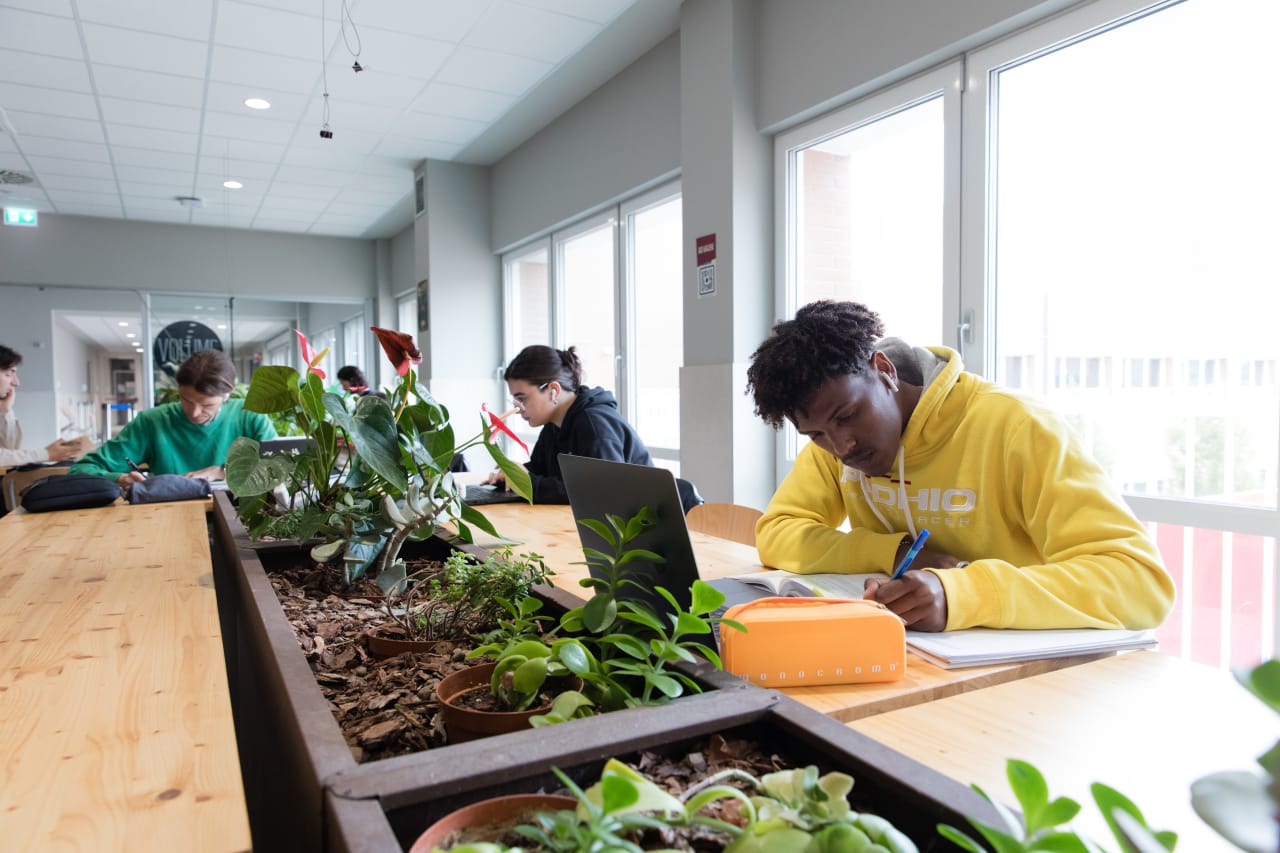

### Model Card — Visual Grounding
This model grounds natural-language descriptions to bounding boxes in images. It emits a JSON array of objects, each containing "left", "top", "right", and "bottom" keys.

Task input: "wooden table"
[
  {"left": 469, "top": 503, "right": 1105, "bottom": 722},
  {"left": 850, "top": 651, "right": 1272, "bottom": 851},
  {"left": 0, "top": 502, "right": 251, "bottom": 852}
]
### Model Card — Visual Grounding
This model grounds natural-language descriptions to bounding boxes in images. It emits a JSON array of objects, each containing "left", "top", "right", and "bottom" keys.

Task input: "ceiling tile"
[
  {"left": 204, "top": 81, "right": 309, "bottom": 122},
  {"left": 208, "top": 45, "right": 319, "bottom": 93},
  {"left": 98, "top": 96, "right": 202, "bottom": 133},
  {"left": 120, "top": 192, "right": 186, "bottom": 209},
  {"left": 335, "top": 189, "right": 407, "bottom": 208},
  {"left": 4, "top": 110, "right": 104, "bottom": 142},
  {"left": 115, "top": 164, "right": 192, "bottom": 187},
  {"left": 196, "top": 156, "right": 277, "bottom": 180},
  {"left": 434, "top": 46, "right": 550, "bottom": 96},
  {"left": 35, "top": 172, "right": 118, "bottom": 193},
  {"left": 126, "top": 207, "right": 191, "bottom": 222},
  {"left": 465, "top": 2, "right": 598, "bottom": 64},
  {"left": 0, "top": 9, "right": 83, "bottom": 59},
  {"left": 320, "top": 66, "right": 426, "bottom": 109},
  {"left": 345, "top": 29, "right": 453, "bottom": 79},
  {"left": 77, "top": 0, "right": 215, "bottom": 42},
  {"left": 104, "top": 122, "right": 198, "bottom": 152},
  {"left": 375, "top": 135, "right": 461, "bottom": 161},
  {"left": 300, "top": 97, "right": 402, "bottom": 136},
  {"left": 214, "top": 2, "right": 327, "bottom": 62},
  {"left": 0, "top": 188, "right": 51, "bottom": 208},
  {"left": 82, "top": 24, "right": 209, "bottom": 78},
  {"left": 25, "top": 154, "right": 116, "bottom": 179},
  {"left": 271, "top": 175, "right": 346, "bottom": 195},
  {"left": 320, "top": 201, "right": 393, "bottom": 219},
  {"left": 17, "top": 137, "right": 109, "bottom": 163},
  {"left": 343, "top": 171, "right": 410, "bottom": 192},
  {"left": 1, "top": 0, "right": 74, "bottom": 13},
  {"left": 91, "top": 65, "right": 204, "bottom": 107},
  {"left": 201, "top": 111, "right": 295, "bottom": 144},
  {"left": 45, "top": 186, "right": 117, "bottom": 205},
  {"left": 113, "top": 145, "right": 197, "bottom": 171},
  {"left": 410, "top": 82, "right": 516, "bottom": 123},
  {"left": 348, "top": 0, "right": 488, "bottom": 42},
  {"left": 201, "top": 136, "right": 283, "bottom": 164},
  {"left": 519, "top": 0, "right": 635, "bottom": 25},
  {"left": 392, "top": 111, "right": 485, "bottom": 144},
  {"left": 0, "top": 50, "right": 92, "bottom": 91},
  {"left": 0, "top": 81, "right": 98, "bottom": 120},
  {"left": 283, "top": 138, "right": 384, "bottom": 166}
]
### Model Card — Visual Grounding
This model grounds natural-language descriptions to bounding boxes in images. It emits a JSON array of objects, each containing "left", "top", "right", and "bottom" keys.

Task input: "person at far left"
[
  {"left": 0, "top": 344, "right": 82, "bottom": 467},
  {"left": 72, "top": 349, "right": 276, "bottom": 490}
]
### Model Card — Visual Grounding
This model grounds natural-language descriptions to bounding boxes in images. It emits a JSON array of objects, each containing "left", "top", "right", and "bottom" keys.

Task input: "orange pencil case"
[{"left": 720, "top": 597, "right": 906, "bottom": 687}]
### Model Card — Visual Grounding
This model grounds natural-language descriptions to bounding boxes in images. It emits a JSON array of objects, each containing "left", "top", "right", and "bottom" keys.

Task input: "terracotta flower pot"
[
  {"left": 408, "top": 792, "right": 578, "bottom": 853},
  {"left": 435, "top": 662, "right": 578, "bottom": 744},
  {"left": 364, "top": 625, "right": 452, "bottom": 659}
]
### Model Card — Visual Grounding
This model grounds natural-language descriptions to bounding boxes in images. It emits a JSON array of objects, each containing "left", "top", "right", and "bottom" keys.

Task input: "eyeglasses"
[
  {"left": 179, "top": 393, "right": 226, "bottom": 416},
  {"left": 509, "top": 382, "right": 550, "bottom": 410}
]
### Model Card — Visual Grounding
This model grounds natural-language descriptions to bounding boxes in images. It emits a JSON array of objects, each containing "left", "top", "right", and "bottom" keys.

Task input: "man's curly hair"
[{"left": 746, "top": 300, "right": 884, "bottom": 429}]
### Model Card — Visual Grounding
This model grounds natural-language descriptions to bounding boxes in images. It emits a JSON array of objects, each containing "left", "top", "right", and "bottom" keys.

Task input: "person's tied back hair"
[
  {"left": 504, "top": 344, "right": 583, "bottom": 392},
  {"left": 175, "top": 349, "right": 236, "bottom": 397},
  {"left": 746, "top": 300, "right": 885, "bottom": 429}
]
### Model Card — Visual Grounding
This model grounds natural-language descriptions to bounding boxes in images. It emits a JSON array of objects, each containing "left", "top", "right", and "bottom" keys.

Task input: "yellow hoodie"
[{"left": 755, "top": 344, "right": 1174, "bottom": 631}]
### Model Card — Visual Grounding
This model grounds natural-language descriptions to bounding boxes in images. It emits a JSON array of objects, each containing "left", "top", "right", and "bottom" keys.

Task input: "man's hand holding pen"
[{"left": 864, "top": 530, "right": 966, "bottom": 632}]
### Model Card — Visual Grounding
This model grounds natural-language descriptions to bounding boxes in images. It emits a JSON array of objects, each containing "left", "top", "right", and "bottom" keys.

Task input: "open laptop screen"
[{"left": 558, "top": 454, "right": 700, "bottom": 615}]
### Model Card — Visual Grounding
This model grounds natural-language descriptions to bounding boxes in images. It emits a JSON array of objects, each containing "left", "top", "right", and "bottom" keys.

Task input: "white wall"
[
  {"left": 0, "top": 214, "right": 377, "bottom": 300},
  {"left": 490, "top": 33, "right": 682, "bottom": 253},
  {"left": 755, "top": 0, "right": 1076, "bottom": 132},
  {"left": 0, "top": 285, "right": 146, "bottom": 444}
]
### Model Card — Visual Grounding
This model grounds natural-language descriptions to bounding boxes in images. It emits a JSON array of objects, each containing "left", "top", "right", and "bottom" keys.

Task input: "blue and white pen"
[{"left": 890, "top": 529, "right": 930, "bottom": 580}]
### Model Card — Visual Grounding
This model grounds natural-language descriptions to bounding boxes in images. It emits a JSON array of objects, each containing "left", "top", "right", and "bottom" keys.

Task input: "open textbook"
[{"left": 713, "top": 569, "right": 1158, "bottom": 668}]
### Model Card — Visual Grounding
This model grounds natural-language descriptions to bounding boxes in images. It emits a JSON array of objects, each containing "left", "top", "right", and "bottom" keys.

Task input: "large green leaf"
[
  {"left": 299, "top": 371, "right": 326, "bottom": 425},
  {"left": 243, "top": 365, "right": 299, "bottom": 414},
  {"left": 225, "top": 437, "right": 293, "bottom": 496},
  {"left": 483, "top": 434, "right": 532, "bottom": 501},
  {"left": 348, "top": 396, "right": 406, "bottom": 490},
  {"left": 322, "top": 392, "right": 354, "bottom": 433}
]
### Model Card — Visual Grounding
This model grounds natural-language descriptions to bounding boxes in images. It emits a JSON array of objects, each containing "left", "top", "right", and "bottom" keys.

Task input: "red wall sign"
[{"left": 695, "top": 233, "right": 717, "bottom": 265}]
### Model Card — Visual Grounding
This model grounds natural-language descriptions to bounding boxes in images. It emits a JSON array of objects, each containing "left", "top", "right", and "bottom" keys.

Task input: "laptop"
[
  {"left": 462, "top": 483, "right": 525, "bottom": 506},
  {"left": 258, "top": 436, "right": 315, "bottom": 456},
  {"left": 558, "top": 454, "right": 758, "bottom": 621}
]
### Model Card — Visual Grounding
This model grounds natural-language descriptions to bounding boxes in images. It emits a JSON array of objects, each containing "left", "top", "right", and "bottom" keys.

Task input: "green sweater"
[{"left": 71, "top": 400, "right": 276, "bottom": 479}]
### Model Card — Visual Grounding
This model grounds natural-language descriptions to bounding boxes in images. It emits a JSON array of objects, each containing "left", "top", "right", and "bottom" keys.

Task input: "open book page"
[
  {"left": 904, "top": 627, "right": 1158, "bottom": 669},
  {"left": 722, "top": 568, "right": 888, "bottom": 600}
]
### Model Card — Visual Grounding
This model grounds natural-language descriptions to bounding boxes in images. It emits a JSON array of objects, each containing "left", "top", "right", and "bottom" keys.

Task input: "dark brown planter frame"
[{"left": 209, "top": 491, "right": 751, "bottom": 853}]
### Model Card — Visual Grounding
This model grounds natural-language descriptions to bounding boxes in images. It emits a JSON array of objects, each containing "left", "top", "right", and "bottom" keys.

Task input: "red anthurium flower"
[
  {"left": 371, "top": 327, "right": 423, "bottom": 377},
  {"left": 295, "top": 329, "right": 327, "bottom": 379},
  {"left": 481, "top": 403, "right": 529, "bottom": 456}
]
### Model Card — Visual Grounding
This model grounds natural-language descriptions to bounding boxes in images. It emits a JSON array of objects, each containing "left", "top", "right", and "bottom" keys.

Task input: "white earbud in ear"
[
  {"left": 551, "top": 393, "right": 559, "bottom": 405},
  {"left": 880, "top": 371, "right": 899, "bottom": 393}
]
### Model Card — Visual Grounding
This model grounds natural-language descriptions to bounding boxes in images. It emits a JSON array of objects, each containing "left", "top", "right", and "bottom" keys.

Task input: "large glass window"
[
  {"left": 778, "top": 0, "right": 1279, "bottom": 666},
  {"left": 501, "top": 183, "right": 683, "bottom": 469}
]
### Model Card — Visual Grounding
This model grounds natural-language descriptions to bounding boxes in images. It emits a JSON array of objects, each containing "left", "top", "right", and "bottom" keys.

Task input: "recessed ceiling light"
[
  {"left": 244, "top": 97, "right": 271, "bottom": 110},
  {"left": 126, "top": 333, "right": 136, "bottom": 338},
  {"left": 117, "top": 321, "right": 128, "bottom": 327},
  {"left": 223, "top": 180, "right": 243, "bottom": 190}
]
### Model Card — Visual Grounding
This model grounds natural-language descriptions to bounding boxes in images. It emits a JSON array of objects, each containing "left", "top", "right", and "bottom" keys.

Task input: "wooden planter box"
[
  {"left": 209, "top": 492, "right": 750, "bottom": 853},
  {"left": 323, "top": 686, "right": 1000, "bottom": 852}
]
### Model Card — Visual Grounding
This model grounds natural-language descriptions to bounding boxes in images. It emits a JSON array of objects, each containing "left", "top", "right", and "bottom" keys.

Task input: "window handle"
[{"left": 957, "top": 310, "right": 973, "bottom": 358}]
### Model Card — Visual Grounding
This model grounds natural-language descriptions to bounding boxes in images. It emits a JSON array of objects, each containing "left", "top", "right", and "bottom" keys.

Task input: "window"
[
  {"left": 311, "top": 328, "right": 337, "bottom": 386},
  {"left": 341, "top": 316, "right": 364, "bottom": 377},
  {"left": 502, "top": 182, "right": 684, "bottom": 468},
  {"left": 779, "top": 0, "right": 1279, "bottom": 666},
  {"left": 396, "top": 292, "right": 417, "bottom": 337}
]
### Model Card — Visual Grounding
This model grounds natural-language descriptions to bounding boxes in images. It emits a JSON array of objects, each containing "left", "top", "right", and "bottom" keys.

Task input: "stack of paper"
[{"left": 904, "top": 627, "right": 1158, "bottom": 669}]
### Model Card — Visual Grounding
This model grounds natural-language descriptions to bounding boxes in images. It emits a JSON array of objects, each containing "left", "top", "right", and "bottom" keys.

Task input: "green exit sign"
[{"left": 3, "top": 207, "right": 38, "bottom": 227}]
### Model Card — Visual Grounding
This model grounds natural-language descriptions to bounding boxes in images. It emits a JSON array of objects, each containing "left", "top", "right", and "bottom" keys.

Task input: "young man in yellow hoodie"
[{"left": 746, "top": 300, "right": 1174, "bottom": 633}]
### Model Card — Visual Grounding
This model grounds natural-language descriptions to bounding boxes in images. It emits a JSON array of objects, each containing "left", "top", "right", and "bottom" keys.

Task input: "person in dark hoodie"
[{"left": 483, "top": 344, "right": 654, "bottom": 504}]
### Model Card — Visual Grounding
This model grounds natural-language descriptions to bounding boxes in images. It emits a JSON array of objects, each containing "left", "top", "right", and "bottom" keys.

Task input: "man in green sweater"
[{"left": 73, "top": 349, "right": 275, "bottom": 489}]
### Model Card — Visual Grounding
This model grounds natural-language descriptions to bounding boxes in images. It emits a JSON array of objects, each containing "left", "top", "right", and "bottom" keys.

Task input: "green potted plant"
[
  {"left": 1191, "top": 658, "right": 1279, "bottom": 853},
  {"left": 413, "top": 757, "right": 920, "bottom": 852},
  {"left": 937, "top": 758, "right": 1176, "bottom": 853},
  {"left": 225, "top": 326, "right": 532, "bottom": 583},
  {"left": 366, "top": 547, "right": 552, "bottom": 658}
]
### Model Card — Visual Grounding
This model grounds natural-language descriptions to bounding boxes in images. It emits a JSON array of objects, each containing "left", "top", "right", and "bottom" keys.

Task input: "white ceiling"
[{"left": 0, "top": 0, "right": 679, "bottom": 240}]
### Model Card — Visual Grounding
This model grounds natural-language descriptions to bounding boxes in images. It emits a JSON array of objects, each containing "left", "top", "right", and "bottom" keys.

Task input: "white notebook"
[{"left": 717, "top": 569, "right": 1158, "bottom": 668}]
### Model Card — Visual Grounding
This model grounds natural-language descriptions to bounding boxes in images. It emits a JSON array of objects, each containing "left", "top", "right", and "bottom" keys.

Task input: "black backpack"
[{"left": 20, "top": 474, "right": 123, "bottom": 513}]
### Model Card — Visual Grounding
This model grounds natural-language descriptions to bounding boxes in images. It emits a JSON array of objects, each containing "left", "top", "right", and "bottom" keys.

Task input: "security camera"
[
  {"left": 319, "top": 127, "right": 334, "bottom": 139},
  {"left": 352, "top": 60, "right": 363, "bottom": 73}
]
